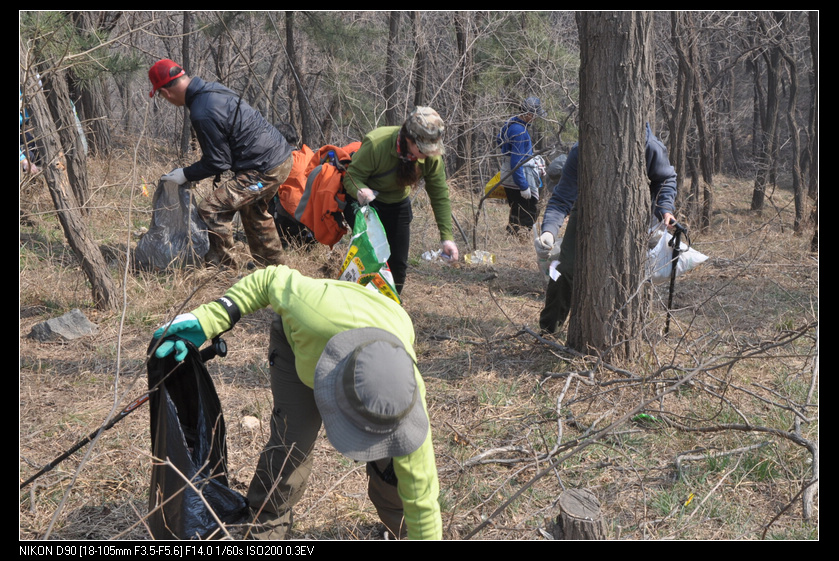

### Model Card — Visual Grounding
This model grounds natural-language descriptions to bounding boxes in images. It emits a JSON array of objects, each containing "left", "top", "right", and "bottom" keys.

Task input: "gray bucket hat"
[
  {"left": 314, "top": 327, "right": 429, "bottom": 462},
  {"left": 405, "top": 106, "right": 446, "bottom": 157}
]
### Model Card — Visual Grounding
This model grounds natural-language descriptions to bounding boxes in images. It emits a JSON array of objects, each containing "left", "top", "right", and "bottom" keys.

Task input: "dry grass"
[{"left": 19, "top": 145, "right": 818, "bottom": 541}]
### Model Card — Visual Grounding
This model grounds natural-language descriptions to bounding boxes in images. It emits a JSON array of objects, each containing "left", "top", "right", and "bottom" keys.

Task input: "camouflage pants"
[{"left": 198, "top": 156, "right": 293, "bottom": 267}]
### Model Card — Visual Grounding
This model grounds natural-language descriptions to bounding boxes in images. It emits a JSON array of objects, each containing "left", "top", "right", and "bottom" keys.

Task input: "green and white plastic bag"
[{"left": 339, "top": 204, "right": 401, "bottom": 304}]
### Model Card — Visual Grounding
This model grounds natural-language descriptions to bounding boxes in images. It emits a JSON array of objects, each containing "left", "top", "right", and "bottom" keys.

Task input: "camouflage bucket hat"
[
  {"left": 521, "top": 96, "right": 547, "bottom": 118},
  {"left": 405, "top": 106, "right": 445, "bottom": 157}
]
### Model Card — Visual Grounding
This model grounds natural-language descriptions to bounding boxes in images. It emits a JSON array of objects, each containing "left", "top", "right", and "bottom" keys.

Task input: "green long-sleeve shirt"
[
  {"left": 191, "top": 265, "right": 442, "bottom": 540},
  {"left": 343, "top": 126, "right": 454, "bottom": 242}
]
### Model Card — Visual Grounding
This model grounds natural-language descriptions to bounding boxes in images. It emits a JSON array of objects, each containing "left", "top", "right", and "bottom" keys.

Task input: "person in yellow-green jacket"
[
  {"left": 153, "top": 265, "right": 441, "bottom": 540},
  {"left": 342, "top": 107, "right": 459, "bottom": 294}
]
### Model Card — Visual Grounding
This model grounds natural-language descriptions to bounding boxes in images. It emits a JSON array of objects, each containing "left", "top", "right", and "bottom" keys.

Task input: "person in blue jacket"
[
  {"left": 20, "top": 88, "right": 40, "bottom": 175},
  {"left": 536, "top": 123, "right": 678, "bottom": 334},
  {"left": 497, "top": 97, "right": 545, "bottom": 235}
]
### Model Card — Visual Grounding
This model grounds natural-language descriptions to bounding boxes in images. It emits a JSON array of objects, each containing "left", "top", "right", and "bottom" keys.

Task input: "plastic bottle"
[{"left": 464, "top": 250, "right": 495, "bottom": 264}]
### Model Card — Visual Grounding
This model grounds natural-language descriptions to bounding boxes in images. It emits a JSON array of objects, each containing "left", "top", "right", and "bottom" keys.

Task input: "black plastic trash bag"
[
  {"left": 146, "top": 337, "right": 248, "bottom": 540},
  {"left": 134, "top": 180, "right": 210, "bottom": 270}
]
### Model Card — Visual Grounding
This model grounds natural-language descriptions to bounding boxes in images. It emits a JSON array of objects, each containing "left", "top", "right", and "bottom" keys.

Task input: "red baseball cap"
[{"left": 148, "top": 59, "right": 185, "bottom": 98}]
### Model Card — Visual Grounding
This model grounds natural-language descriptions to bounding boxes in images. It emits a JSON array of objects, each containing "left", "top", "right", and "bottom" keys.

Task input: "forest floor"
[{"left": 19, "top": 145, "right": 818, "bottom": 541}]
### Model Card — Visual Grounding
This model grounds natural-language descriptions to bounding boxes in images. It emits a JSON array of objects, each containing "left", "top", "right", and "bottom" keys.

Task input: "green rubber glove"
[{"left": 153, "top": 313, "right": 207, "bottom": 361}]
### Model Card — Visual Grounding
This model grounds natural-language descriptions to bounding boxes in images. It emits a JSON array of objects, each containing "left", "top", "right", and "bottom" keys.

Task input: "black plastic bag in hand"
[
  {"left": 134, "top": 180, "right": 210, "bottom": 270},
  {"left": 146, "top": 337, "right": 247, "bottom": 539}
]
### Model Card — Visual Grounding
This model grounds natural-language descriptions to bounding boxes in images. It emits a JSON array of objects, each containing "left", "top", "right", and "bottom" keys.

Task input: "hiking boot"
[{"left": 243, "top": 510, "right": 292, "bottom": 540}]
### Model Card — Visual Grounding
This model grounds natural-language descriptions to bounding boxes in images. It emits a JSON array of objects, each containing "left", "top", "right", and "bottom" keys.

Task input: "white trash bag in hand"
[
  {"left": 647, "top": 222, "right": 708, "bottom": 284},
  {"left": 533, "top": 224, "right": 562, "bottom": 282}
]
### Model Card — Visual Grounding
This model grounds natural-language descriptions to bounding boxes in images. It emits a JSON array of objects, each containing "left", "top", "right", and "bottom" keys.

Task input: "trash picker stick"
[
  {"left": 664, "top": 223, "right": 687, "bottom": 336},
  {"left": 20, "top": 338, "right": 227, "bottom": 490},
  {"left": 20, "top": 393, "right": 151, "bottom": 490}
]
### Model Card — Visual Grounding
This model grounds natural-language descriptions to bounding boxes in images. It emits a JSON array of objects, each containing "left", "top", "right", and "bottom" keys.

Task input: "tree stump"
[{"left": 549, "top": 489, "right": 605, "bottom": 540}]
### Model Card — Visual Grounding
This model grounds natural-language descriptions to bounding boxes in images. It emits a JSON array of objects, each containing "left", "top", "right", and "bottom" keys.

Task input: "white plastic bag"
[
  {"left": 647, "top": 222, "right": 708, "bottom": 284},
  {"left": 500, "top": 156, "right": 544, "bottom": 199},
  {"left": 421, "top": 248, "right": 455, "bottom": 263},
  {"left": 533, "top": 224, "right": 562, "bottom": 281}
]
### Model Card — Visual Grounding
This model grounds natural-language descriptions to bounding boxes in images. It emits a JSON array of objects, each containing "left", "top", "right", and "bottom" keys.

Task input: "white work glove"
[
  {"left": 441, "top": 240, "right": 459, "bottom": 262},
  {"left": 538, "top": 231, "right": 554, "bottom": 250},
  {"left": 161, "top": 168, "right": 187, "bottom": 185},
  {"left": 534, "top": 231, "right": 554, "bottom": 258},
  {"left": 356, "top": 188, "right": 377, "bottom": 205},
  {"left": 519, "top": 187, "right": 532, "bottom": 200}
]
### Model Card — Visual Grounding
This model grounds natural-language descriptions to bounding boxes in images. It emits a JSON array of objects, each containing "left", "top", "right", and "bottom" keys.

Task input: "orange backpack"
[{"left": 276, "top": 142, "right": 361, "bottom": 248}]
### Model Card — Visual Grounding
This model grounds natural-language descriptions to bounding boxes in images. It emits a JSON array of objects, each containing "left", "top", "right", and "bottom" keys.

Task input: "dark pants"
[
  {"left": 539, "top": 205, "right": 577, "bottom": 333},
  {"left": 344, "top": 197, "right": 413, "bottom": 294},
  {"left": 246, "top": 315, "right": 406, "bottom": 539},
  {"left": 504, "top": 187, "right": 538, "bottom": 235}
]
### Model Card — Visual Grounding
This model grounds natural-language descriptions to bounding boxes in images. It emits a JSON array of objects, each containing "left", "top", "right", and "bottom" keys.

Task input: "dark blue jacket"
[
  {"left": 183, "top": 77, "right": 291, "bottom": 182},
  {"left": 497, "top": 116, "right": 534, "bottom": 190},
  {"left": 541, "top": 123, "right": 678, "bottom": 236}
]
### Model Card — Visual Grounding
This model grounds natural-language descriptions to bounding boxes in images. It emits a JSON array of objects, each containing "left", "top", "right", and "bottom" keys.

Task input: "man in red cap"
[{"left": 149, "top": 59, "right": 293, "bottom": 267}]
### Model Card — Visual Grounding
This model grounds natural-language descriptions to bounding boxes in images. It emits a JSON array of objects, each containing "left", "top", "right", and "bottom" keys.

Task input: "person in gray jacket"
[
  {"left": 536, "top": 123, "right": 678, "bottom": 334},
  {"left": 149, "top": 59, "right": 293, "bottom": 267}
]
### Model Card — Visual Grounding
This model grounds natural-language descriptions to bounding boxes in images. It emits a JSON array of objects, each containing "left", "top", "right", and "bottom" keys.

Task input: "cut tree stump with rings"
[{"left": 548, "top": 489, "right": 606, "bottom": 540}]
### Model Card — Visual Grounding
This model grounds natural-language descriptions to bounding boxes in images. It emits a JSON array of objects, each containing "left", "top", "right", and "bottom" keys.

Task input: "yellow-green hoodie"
[{"left": 192, "top": 265, "right": 442, "bottom": 539}]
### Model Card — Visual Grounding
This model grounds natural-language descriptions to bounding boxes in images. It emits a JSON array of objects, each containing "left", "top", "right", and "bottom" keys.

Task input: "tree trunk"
[
  {"left": 320, "top": 94, "right": 340, "bottom": 147},
  {"left": 210, "top": 14, "right": 233, "bottom": 86},
  {"left": 726, "top": 69, "right": 742, "bottom": 174},
  {"left": 284, "top": 13, "right": 301, "bottom": 139},
  {"left": 809, "top": 193, "right": 818, "bottom": 253},
  {"left": 807, "top": 12, "right": 818, "bottom": 206},
  {"left": 180, "top": 10, "right": 193, "bottom": 157},
  {"left": 42, "top": 68, "right": 91, "bottom": 214},
  {"left": 692, "top": 73, "right": 714, "bottom": 230},
  {"left": 668, "top": 12, "right": 694, "bottom": 210},
  {"left": 780, "top": 47, "right": 804, "bottom": 234},
  {"left": 670, "top": 11, "right": 713, "bottom": 231},
  {"left": 262, "top": 14, "right": 284, "bottom": 126},
  {"left": 454, "top": 11, "right": 477, "bottom": 178},
  {"left": 287, "top": 12, "right": 317, "bottom": 147},
  {"left": 751, "top": 14, "right": 783, "bottom": 212},
  {"left": 384, "top": 11, "right": 400, "bottom": 126},
  {"left": 68, "top": 11, "right": 117, "bottom": 157},
  {"left": 568, "top": 11, "right": 654, "bottom": 361},
  {"left": 411, "top": 12, "right": 428, "bottom": 107},
  {"left": 73, "top": 75, "right": 109, "bottom": 157},
  {"left": 21, "top": 42, "right": 118, "bottom": 311}
]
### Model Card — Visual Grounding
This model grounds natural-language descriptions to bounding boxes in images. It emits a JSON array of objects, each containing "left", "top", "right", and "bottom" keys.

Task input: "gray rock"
[{"left": 27, "top": 308, "right": 99, "bottom": 341}]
